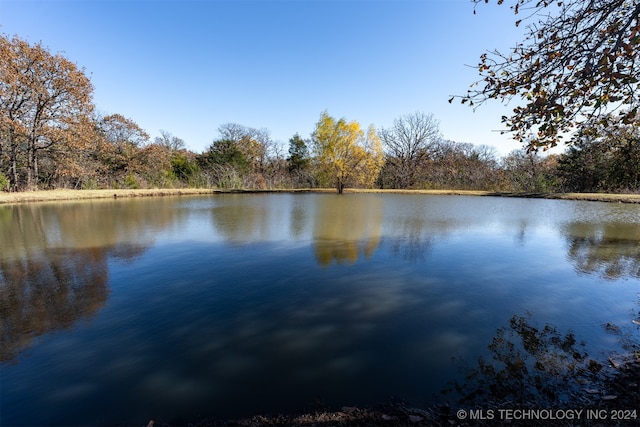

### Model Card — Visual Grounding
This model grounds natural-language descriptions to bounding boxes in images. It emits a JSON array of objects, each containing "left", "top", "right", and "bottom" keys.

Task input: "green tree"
[
  {"left": 171, "top": 152, "right": 200, "bottom": 185},
  {"left": 460, "top": 0, "right": 640, "bottom": 150},
  {"left": 605, "top": 125, "right": 640, "bottom": 190},
  {"left": 199, "top": 139, "right": 250, "bottom": 173},
  {"left": 0, "top": 172, "right": 9, "bottom": 191},
  {"left": 287, "top": 133, "right": 310, "bottom": 173},
  {"left": 311, "top": 111, "right": 384, "bottom": 194},
  {"left": 197, "top": 139, "right": 251, "bottom": 188},
  {"left": 153, "top": 130, "right": 200, "bottom": 187},
  {"left": 558, "top": 118, "right": 640, "bottom": 192},
  {"left": 286, "top": 133, "right": 312, "bottom": 186},
  {"left": 217, "top": 123, "right": 272, "bottom": 174},
  {"left": 557, "top": 138, "right": 610, "bottom": 192}
]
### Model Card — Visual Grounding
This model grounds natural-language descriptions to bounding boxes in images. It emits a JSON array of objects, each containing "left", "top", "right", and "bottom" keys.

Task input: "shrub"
[
  {"left": 124, "top": 174, "right": 140, "bottom": 189},
  {"left": 0, "top": 173, "right": 9, "bottom": 191}
]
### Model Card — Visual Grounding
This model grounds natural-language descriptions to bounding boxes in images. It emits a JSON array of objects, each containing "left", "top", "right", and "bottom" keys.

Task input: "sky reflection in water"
[{"left": 1, "top": 194, "right": 638, "bottom": 425}]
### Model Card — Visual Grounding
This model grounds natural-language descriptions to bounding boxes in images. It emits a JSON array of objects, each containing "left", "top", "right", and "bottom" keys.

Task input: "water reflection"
[
  {"left": 444, "top": 307, "right": 639, "bottom": 411},
  {"left": 0, "top": 198, "right": 183, "bottom": 260},
  {"left": 289, "top": 200, "right": 309, "bottom": 239},
  {"left": 209, "top": 194, "right": 292, "bottom": 243},
  {"left": 312, "top": 195, "right": 383, "bottom": 265},
  {"left": 563, "top": 222, "right": 640, "bottom": 280},
  {"left": 445, "top": 313, "right": 598, "bottom": 406},
  {"left": 0, "top": 248, "right": 109, "bottom": 362},
  {"left": 0, "top": 198, "right": 187, "bottom": 362},
  {"left": 210, "top": 195, "right": 269, "bottom": 242},
  {"left": 386, "top": 215, "right": 436, "bottom": 262},
  {"left": 2, "top": 194, "right": 640, "bottom": 426}
]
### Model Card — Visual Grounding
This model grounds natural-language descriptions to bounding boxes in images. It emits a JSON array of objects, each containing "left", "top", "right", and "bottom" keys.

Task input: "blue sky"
[{"left": 2, "top": 0, "right": 529, "bottom": 155}]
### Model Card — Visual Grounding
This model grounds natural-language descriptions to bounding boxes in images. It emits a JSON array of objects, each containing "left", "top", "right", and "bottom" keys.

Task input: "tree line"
[{"left": 2, "top": 33, "right": 639, "bottom": 194}]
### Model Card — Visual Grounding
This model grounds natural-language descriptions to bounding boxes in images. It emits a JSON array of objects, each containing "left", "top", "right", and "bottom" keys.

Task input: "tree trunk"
[
  {"left": 27, "top": 137, "right": 39, "bottom": 190},
  {"left": 8, "top": 128, "right": 19, "bottom": 191},
  {"left": 26, "top": 145, "right": 34, "bottom": 190},
  {"left": 9, "top": 150, "right": 18, "bottom": 192},
  {"left": 33, "top": 150, "right": 38, "bottom": 190}
]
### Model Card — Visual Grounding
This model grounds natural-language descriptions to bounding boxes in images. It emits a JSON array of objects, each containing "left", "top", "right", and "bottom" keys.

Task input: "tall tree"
[
  {"left": 459, "top": 0, "right": 640, "bottom": 151},
  {"left": 38, "top": 114, "right": 103, "bottom": 189},
  {"left": 311, "top": 111, "right": 384, "bottom": 194},
  {"left": 287, "top": 133, "right": 311, "bottom": 174},
  {"left": 502, "top": 149, "right": 558, "bottom": 192},
  {"left": 96, "top": 113, "right": 150, "bottom": 186},
  {"left": 99, "top": 113, "right": 149, "bottom": 148},
  {"left": 199, "top": 139, "right": 250, "bottom": 172},
  {"left": 0, "top": 34, "right": 94, "bottom": 190},
  {"left": 217, "top": 123, "right": 273, "bottom": 175},
  {"left": 556, "top": 138, "right": 610, "bottom": 192},
  {"left": 558, "top": 116, "right": 640, "bottom": 191},
  {"left": 378, "top": 112, "right": 441, "bottom": 188}
]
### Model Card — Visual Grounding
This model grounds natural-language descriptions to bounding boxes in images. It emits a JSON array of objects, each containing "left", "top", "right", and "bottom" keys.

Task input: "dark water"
[{"left": 1, "top": 193, "right": 639, "bottom": 426}]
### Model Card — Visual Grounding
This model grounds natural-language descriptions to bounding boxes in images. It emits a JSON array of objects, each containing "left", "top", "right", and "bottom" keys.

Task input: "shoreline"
[{"left": 0, "top": 187, "right": 640, "bottom": 205}]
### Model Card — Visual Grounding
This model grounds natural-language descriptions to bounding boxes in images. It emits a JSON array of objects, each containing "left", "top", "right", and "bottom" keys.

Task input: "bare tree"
[
  {"left": 217, "top": 123, "right": 248, "bottom": 142},
  {"left": 154, "top": 130, "right": 186, "bottom": 151},
  {"left": 379, "top": 112, "right": 441, "bottom": 188}
]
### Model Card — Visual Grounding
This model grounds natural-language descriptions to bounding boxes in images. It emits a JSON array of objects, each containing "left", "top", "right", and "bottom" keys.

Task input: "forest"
[{"left": 1, "top": 33, "right": 639, "bottom": 195}]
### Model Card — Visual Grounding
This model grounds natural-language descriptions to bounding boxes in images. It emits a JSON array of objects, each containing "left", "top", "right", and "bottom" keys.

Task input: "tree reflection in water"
[
  {"left": 443, "top": 308, "right": 639, "bottom": 412},
  {"left": 312, "top": 195, "right": 383, "bottom": 266},
  {"left": 564, "top": 222, "right": 640, "bottom": 280},
  {"left": 0, "top": 248, "right": 108, "bottom": 362},
  {"left": 0, "top": 242, "right": 153, "bottom": 363},
  {"left": 426, "top": 220, "right": 640, "bottom": 415},
  {"left": 0, "top": 199, "right": 170, "bottom": 364}
]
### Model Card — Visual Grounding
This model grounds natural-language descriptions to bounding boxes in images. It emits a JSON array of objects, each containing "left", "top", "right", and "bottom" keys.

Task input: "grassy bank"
[
  {"left": 351, "top": 188, "right": 640, "bottom": 203},
  {"left": 0, "top": 188, "right": 217, "bottom": 205},
  {"left": 1, "top": 188, "right": 640, "bottom": 205},
  {"left": 0, "top": 188, "right": 345, "bottom": 205}
]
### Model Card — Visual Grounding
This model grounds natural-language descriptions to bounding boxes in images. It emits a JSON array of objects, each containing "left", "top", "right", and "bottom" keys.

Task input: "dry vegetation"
[
  {"left": 0, "top": 188, "right": 216, "bottom": 204},
  {"left": 2, "top": 188, "right": 640, "bottom": 206}
]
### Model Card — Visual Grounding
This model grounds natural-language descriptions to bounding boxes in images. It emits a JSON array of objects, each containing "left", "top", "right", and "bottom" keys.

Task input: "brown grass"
[
  {"left": 1, "top": 188, "right": 639, "bottom": 205},
  {"left": 347, "top": 188, "right": 640, "bottom": 203},
  {"left": 547, "top": 191, "right": 640, "bottom": 203},
  {"left": 0, "top": 188, "right": 221, "bottom": 205}
]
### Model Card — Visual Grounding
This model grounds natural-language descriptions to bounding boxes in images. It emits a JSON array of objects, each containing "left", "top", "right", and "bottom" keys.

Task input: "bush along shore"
[{"left": 1, "top": 188, "right": 640, "bottom": 205}]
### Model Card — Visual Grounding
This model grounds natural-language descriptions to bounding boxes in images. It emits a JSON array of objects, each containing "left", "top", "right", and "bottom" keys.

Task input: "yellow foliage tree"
[{"left": 311, "top": 111, "right": 383, "bottom": 194}]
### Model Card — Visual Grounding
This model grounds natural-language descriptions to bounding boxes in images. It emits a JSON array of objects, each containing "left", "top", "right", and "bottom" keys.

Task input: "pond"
[{"left": 1, "top": 193, "right": 639, "bottom": 425}]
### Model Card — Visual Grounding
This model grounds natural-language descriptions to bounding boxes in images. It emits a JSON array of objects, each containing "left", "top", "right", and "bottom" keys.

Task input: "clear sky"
[{"left": 2, "top": 0, "right": 530, "bottom": 155}]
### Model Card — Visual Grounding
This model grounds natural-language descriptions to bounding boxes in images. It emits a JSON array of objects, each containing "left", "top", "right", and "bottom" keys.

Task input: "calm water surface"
[{"left": 1, "top": 193, "right": 639, "bottom": 425}]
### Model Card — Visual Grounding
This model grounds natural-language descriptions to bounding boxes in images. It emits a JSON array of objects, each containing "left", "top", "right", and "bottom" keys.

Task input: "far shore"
[{"left": 1, "top": 187, "right": 640, "bottom": 205}]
